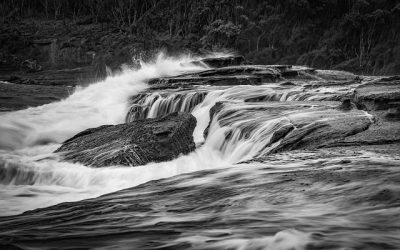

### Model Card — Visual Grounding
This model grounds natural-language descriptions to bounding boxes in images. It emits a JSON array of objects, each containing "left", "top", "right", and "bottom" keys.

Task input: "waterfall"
[
  {"left": 126, "top": 91, "right": 207, "bottom": 122},
  {"left": 0, "top": 53, "right": 216, "bottom": 215},
  {"left": 124, "top": 83, "right": 361, "bottom": 162},
  {"left": 0, "top": 53, "right": 368, "bottom": 216}
]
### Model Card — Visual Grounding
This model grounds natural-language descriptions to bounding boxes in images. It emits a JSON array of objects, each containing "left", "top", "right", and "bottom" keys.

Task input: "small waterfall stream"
[{"left": 125, "top": 83, "right": 368, "bottom": 162}]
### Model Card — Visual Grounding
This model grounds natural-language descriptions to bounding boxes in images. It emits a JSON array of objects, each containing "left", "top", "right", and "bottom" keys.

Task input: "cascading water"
[
  {"left": 1, "top": 54, "right": 327, "bottom": 215},
  {"left": 3, "top": 52, "right": 317, "bottom": 216},
  {"left": 125, "top": 83, "right": 368, "bottom": 162},
  {"left": 0, "top": 53, "right": 399, "bottom": 250},
  {"left": 0, "top": 53, "right": 207, "bottom": 150},
  {"left": 126, "top": 90, "right": 208, "bottom": 121},
  {"left": 0, "top": 53, "right": 223, "bottom": 215}
]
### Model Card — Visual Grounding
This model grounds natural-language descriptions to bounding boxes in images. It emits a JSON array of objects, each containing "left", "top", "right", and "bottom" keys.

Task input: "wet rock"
[
  {"left": 328, "top": 110, "right": 400, "bottom": 148},
  {"left": 149, "top": 75, "right": 267, "bottom": 89},
  {"left": 279, "top": 81, "right": 297, "bottom": 86},
  {"left": 244, "top": 93, "right": 282, "bottom": 102},
  {"left": 148, "top": 65, "right": 281, "bottom": 89},
  {"left": 269, "top": 124, "right": 295, "bottom": 144},
  {"left": 204, "top": 102, "right": 224, "bottom": 139},
  {"left": 55, "top": 112, "right": 196, "bottom": 167},
  {"left": 191, "top": 56, "right": 245, "bottom": 67},
  {"left": 195, "top": 65, "right": 280, "bottom": 77},
  {"left": 271, "top": 108, "right": 372, "bottom": 152},
  {"left": 353, "top": 76, "right": 400, "bottom": 111},
  {"left": 148, "top": 64, "right": 354, "bottom": 90}
]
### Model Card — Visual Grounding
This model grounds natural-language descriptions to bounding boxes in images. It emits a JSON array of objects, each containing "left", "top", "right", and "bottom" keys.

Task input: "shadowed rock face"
[{"left": 55, "top": 112, "right": 196, "bottom": 167}]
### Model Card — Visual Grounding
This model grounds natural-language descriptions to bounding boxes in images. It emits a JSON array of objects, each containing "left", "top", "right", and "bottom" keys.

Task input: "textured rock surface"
[
  {"left": 148, "top": 65, "right": 281, "bottom": 89},
  {"left": 270, "top": 108, "right": 372, "bottom": 152},
  {"left": 55, "top": 112, "right": 196, "bottom": 167},
  {"left": 326, "top": 110, "right": 400, "bottom": 148},
  {"left": 353, "top": 76, "right": 400, "bottom": 111},
  {"left": 147, "top": 65, "right": 357, "bottom": 90},
  {"left": 191, "top": 55, "right": 245, "bottom": 67}
]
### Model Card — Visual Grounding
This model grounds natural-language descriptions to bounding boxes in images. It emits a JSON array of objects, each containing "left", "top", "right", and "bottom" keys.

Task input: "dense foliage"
[{"left": 1, "top": 0, "right": 399, "bottom": 74}]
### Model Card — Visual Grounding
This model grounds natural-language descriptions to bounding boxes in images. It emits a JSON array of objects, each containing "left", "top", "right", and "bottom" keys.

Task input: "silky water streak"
[{"left": 0, "top": 53, "right": 218, "bottom": 215}]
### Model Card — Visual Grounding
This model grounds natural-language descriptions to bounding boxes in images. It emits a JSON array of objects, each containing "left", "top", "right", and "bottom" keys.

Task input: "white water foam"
[
  {"left": 0, "top": 53, "right": 216, "bottom": 215},
  {"left": 0, "top": 52, "right": 371, "bottom": 216},
  {"left": 0, "top": 143, "right": 228, "bottom": 215},
  {"left": 0, "top": 53, "right": 206, "bottom": 150}
]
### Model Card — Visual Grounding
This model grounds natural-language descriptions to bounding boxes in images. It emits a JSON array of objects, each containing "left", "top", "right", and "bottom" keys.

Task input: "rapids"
[
  {"left": 1, "top": 149, "right": 399, "bottom": 250},
  {"left": 0, "top": 53, "right": 399, "bottom": 250},
  {"left": 0, "top": 53, "right": 214, "bottom": 215},
  {"left": 0, "top": 53, "right": 206, "bottom": 150}
]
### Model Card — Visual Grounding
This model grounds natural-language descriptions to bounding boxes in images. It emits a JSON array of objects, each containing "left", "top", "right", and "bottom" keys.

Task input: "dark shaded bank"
[
  {"left": 1, "top": 0, "right": 399, "bottom": 89},
  {"left": 0, "top": 82, "right": 72, "bottom": 112}
]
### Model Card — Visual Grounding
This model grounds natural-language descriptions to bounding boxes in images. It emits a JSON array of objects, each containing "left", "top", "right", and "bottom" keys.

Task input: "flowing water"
[
  {"left": 0, "top": 53, "right": 211, "bottom": 215},
  {"left": 0, "top": 53, "right": 399, "bottom": 250}
]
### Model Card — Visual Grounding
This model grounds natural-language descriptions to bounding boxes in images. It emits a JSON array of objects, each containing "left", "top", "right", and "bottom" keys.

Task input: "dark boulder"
[{"left": 55, "top": 112, "right": 197, "bottom": 167}]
